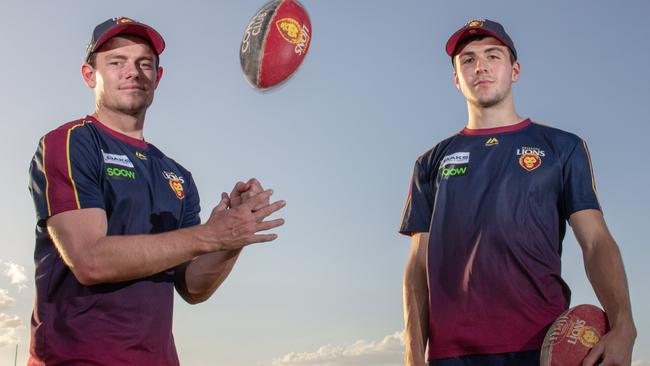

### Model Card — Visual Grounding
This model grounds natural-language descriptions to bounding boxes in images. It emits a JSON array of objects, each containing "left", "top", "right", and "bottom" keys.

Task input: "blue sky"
[{"left": 1, "top": 0, "right": 649, "bottom": 365}]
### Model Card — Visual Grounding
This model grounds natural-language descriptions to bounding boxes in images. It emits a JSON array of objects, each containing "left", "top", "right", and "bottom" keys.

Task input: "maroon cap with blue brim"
[
  {"left": 446, "top": 19, "right": 517, "bottom": 60},
  {"left": 85, "top": 17, "right": 165, "bottom": 61}
]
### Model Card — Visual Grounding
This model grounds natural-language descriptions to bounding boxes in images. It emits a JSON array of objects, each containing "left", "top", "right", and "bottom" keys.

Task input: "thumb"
[{"left": 216, "top": 192, "right": 230, "bottom": 210}]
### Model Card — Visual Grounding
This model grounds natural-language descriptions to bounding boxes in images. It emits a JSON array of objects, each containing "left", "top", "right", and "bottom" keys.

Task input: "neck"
[
  {"left": 465, "top": 94, "right": 523, "bottom": 130},
  {"left": 93, "top": 107, "right": 146, "bottom": 140}
]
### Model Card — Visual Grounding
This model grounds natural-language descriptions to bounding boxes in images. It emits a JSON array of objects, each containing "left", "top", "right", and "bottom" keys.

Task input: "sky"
[{"left": 1, "top": 0, "right": 649, "bottom": 365}]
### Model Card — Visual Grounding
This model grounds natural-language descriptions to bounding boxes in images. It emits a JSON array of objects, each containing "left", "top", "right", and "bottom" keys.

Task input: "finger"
[
  {"left": 235, "top": 181, "right": 251, "bottom": 193},
  {"left": 582, "top": 343, "right": 605, "bottom": 366},
  {"left": 216, "top": 192, "right": 230, "bottom": 211},
  {"left": 253, "top": 199, "right": 286, "bottom": 220},
  {"left": 256, "top": 218, "right": 285, "bottom": 232},
  {"left": 230, "top": 181, "right": 247, "bottom": 197},
  {"left": 246, "top": 178, "right": 264, "bottom": 193},
  {"left": 247, "top": 233, "right": 279, "bottom": 244},
  {"left": 243, "top": 189, "right": 274, "bottom": 209}
]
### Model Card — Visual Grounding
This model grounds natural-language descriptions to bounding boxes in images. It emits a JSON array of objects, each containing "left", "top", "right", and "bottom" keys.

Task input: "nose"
[
  {"left": 474, "top": 57, "right": 488, "bottom": 74},
  {"left": 121, "top": 62, "right": 140, "bottom": 79}
]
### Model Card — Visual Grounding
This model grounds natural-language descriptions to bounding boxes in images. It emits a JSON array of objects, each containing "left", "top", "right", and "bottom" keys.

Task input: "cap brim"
[
  {"left": 445, "top": 28, "right": 509, "bottom": 57},
  {"left": 92, "top": 23, "right": 165, "bottom": 55}
]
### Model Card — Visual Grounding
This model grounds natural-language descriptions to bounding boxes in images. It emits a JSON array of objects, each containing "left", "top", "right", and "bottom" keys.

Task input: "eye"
[
  {"left": 488, "top": 54, "right": 501, "bottom": 60},
  {"left": 461, "top": 57, "right": 474, "bottom": 64}
]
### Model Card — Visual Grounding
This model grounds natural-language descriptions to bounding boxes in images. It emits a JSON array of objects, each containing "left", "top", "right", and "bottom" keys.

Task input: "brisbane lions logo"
[{"left": 519, "top": 153, "right": 541, "bottom": 172}]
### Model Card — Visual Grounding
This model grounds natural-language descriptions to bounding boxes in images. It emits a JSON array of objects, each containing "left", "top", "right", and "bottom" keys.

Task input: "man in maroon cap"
[
  {"left": 28, "top": 17, "right": 286, "bottom": 365},
  {"left": 400, "top": 19, "right": 636, "bottom": 366}
]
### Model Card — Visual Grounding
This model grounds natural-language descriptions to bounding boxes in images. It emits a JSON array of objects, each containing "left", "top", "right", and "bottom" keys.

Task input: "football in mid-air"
[
  {"left": 240, "top": 0, "right": 312, "bottom": 89},
  {"left": 540, "top": 304, "right": 609, "bottom": 366}
]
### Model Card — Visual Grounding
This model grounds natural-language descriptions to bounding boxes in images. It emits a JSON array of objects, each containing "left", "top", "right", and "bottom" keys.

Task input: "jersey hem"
[{"left": 428, "top": 341, "right": 542, "bottom": 361}]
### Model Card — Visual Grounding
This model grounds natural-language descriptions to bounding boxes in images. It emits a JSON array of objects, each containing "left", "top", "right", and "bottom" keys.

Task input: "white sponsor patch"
[
  {"left": 441, "top": 152, "right": 470, "bottom": 167},
  {"left": 102, "top": 150, "right": 134, "bottom": 168}
]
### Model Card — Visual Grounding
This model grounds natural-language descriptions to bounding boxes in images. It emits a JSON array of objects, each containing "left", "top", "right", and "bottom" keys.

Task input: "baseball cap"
[
  {"left": 85, "top": 17, "right": 165, "bottom": 61},
  {"left": 445, "top": 19, "right": 517, "bottom": 60}
]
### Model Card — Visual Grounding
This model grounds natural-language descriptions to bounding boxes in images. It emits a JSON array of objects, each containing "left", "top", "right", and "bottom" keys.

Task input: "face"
[
  {"left": 453, "top": 37, "right": 520, "bottom": 108},
  {"left": 82, "top": 35, "right": 163, "bottom": 116}
]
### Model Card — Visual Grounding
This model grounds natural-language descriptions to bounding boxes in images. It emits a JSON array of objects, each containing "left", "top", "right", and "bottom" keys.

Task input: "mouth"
[
  {"left": 120, "top": 85, "right": 145, "bottom": 91},
  {"left": 474, "top": 80, "right": 493, "bottom": 86}
]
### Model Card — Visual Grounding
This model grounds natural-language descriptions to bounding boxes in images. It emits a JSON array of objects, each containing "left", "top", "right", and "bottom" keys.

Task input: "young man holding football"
[{"left": 400, "top": 19, "right": 636, "bottom": 366}]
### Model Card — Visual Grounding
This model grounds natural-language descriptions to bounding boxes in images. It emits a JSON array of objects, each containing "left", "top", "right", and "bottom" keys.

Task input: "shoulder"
[
  {"left": 40, "top": 118, "right": 98, "bottom": 146},
  {"left": 148, "top": 143, "right": 194, "bottom": 178},
  {"left": 416, "top": 134, "right": 459, "bottom": 168},
  {"left": 529, "top": 121, "right": 584, "bottom": 145}
]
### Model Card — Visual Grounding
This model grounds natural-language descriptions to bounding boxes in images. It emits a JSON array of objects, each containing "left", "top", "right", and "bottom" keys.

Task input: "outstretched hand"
[{"left": 204, "top": 189, "right": 285, "bottom": 251}]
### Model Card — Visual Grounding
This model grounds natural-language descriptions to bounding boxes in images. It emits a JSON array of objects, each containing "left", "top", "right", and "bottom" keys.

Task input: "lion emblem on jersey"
[
  {"left": 169, "top": 178, "right": 185, "bottom": 199},
  {"left": 519, "top": 153, "right": 541, "bottom": 172}
]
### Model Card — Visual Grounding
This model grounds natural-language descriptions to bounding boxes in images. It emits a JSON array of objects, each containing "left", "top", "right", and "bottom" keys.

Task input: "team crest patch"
[
  {"left": 466, "top": 19, "right": 484, "bottom": 28},
  {"left": 169, "top": 178, "right": 185, "bottom": 199},
  {"left": 116, "top": 17, "right": 134, "bottom": 24},
  {"left": 162, "top": 171, "right": 185, "bottom": 199},
  {"left": 519, "top": 153, "right": 541, "bottom": 171}
]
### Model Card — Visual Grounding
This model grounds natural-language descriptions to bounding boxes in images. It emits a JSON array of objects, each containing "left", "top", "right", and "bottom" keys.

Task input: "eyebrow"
[{"left": 458, "top": 47, "right": 507, "bottom": 58}]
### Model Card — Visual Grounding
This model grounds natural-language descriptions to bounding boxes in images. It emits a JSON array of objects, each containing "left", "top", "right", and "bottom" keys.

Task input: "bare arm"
[
  {"left": 176, "top": 179, "right": 275, "bottom": 304},
  {"left": 47, "top": 189, "right": 285, "bottom": 286},
  {"left": 568, "top": 209, "right": 636, "bottom": 366},
  {"left": 403, "top": 232, "right": 429, "bottom": 366}
]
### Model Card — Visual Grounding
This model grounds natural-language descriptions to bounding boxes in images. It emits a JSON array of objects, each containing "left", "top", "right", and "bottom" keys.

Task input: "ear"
[
  {"left": 511, "top": 60, "right": 521, "bottom": 83},
  {"left": 81, "top": 63, "right": 96, "bottom": 88},
  {"left": 453, "top": 69, "right": 460, "bottom": 90},
  {"left": 154, "top": 66, "right": 164, "bottom": 88}
]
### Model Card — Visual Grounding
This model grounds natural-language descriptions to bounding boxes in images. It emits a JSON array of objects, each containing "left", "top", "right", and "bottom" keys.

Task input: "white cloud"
[
  {"left": 0, "top": 327, "right": 20, "bottom": 347},
  {"left": 3, "top": 262, "right": 28, "bottom": 290},
  {"left": 271, "top": 331, "right": 404, "bottom": 366},
  {"left": 0, "top": 313, "right": 21, "bottom": 348},
  {"left": 0, "top": 290, "right": 16, "bottom": 310},
  {"left": 0, "top": 314, "right": 20, "bottom": 329}
]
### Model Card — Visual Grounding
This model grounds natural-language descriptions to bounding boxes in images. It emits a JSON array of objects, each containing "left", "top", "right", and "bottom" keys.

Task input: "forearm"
[
  {"left": 176, "top": 249, "right": 242, "bottom": 304},
  {"left": 403, "top": 276, "right": 429, "bottom": 366},
  {"left": 583, "top": 237, "right": 635, "bottom": 331},
  {"left": 62, "top": 225, "right": 210, "bottom": 285},
  {"left": 403, "top": 233, "right": 429, "bottom": 366}
]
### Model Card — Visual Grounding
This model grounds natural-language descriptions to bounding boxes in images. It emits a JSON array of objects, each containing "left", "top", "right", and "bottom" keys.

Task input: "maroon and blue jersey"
[
  {"left": 28, "top": 116, "right": 200, "bottom": 365},
  {"left": 399, "top": 119, "right": 600, "bottom": 360}
]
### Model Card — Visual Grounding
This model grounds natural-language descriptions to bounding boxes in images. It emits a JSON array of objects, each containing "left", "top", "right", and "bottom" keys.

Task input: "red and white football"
[
  {"left": 540, "top": 304, "right": 609, "bottom": 366},
  {"left": 240, "top": 0, "right": 312, "bottom": 89}
]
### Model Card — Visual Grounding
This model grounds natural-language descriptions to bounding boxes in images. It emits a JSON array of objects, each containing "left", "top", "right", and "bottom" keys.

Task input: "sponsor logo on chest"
[
  {"left": 102, "top": 150, "right": 134, "bottom": 168},
  {"left": 440, "top": 152, "right": 470, "bottom": 178}
]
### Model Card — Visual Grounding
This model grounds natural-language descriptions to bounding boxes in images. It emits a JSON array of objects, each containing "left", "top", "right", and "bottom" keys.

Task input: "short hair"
[
  {"left": 452, "top": 35, "right": 516, "bottom": 70},
  {"left": 85, "top": 36, "right": 160, "bottom": 69}
]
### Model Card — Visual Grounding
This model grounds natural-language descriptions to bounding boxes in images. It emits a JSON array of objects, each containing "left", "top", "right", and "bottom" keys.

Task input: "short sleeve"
[
  {"left": 180, "top": 172, "right": 201, "bottom": 228},
  {"left": 562, "top": 139, "right": 601, "bottom": 219},
  {"left": 399, "top": 158, "right": 435, "bottom": 236},
  {"left": 29, "top": 123, "right": 104, "bottom": 226}
]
